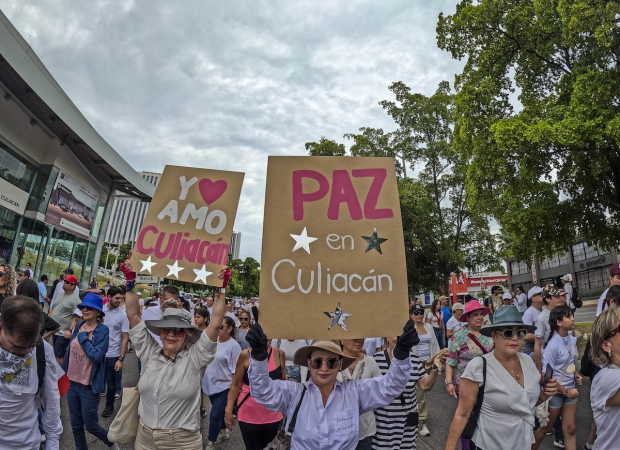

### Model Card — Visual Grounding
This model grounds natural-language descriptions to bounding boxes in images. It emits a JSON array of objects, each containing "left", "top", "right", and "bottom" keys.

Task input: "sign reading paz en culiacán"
[
  {"left": 259, "top": 156, "right": 408, "bottom": 340},
  {"left": 130, "top": 166, "right": 244, "bottom": 287}
]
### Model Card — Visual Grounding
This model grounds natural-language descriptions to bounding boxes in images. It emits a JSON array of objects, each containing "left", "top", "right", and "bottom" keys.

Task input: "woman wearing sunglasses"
[
  {"left": 201, "top": 316, "right": 242, "bottom": 448},
  {"left": 532, "top": 305, "right": 581, "bottom": 450},
  {"left": 245, "top": 320, "right": 419, "bottom": 450},
  {"left": 237, "top": 310, "right": 252, "bottom": 350},
  {"left": 61, "top": 293, "right": 119, "bottom": 450},
  {"left": 445, "top": 306, "right": 558, "bottom": 450},
  {"left": 125, "top": 267, "right": 231, "bottom": 450},
  {"left": 589, "top": 307, "right": 620, "bottom": 450}
]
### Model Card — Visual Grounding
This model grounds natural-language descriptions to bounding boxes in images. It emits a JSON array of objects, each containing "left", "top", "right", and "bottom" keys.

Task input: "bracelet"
[
  {"left": 538, "top": 395, "right": 546, "bottom": 403},
  {"left": 445, "top": 380, "right": 454, "bottom": 386}
]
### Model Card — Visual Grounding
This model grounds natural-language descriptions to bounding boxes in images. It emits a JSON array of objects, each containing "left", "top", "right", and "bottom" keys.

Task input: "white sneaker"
[
  {"left": 216, "top": 430, "right": 230, "bottom": 443},
  {"left": 419, "top": 422, "right": 430, "bottom": 436}
]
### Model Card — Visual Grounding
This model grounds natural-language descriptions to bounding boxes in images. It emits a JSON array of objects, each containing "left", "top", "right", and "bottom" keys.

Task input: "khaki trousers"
[
  {"left": 134, "top": 420, "right": 202, "bottom": 450},
  {"left": 415, "top": 367, "right": 431, "bottom": 423}
]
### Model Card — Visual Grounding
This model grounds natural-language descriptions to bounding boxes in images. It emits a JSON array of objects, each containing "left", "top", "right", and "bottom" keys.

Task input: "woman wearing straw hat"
[
  {"left": 125, "top": 268, "right": 230, "bottom": 450},
  {"left": 445, "top": 306, "right": 558, "bottom": 450},
  {"left": 444, "top": 300, "right": 492, "bottom": 450},
  {"left": 245, "top": 320, "right": 420, "bottom": 450}
]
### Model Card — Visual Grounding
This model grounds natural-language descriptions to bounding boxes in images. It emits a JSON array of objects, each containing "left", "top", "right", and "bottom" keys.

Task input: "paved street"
[
  {"left": 59, "top": 348, "right": 596, "bottom": 450},
  {"left": 574, "top": 303, "right": 597, "bottom": 323}
]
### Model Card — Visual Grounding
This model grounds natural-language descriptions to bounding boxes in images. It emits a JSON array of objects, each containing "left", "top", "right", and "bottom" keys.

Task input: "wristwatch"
[{"left": 118, "top": 356, "right": 125, "bottom": 362}]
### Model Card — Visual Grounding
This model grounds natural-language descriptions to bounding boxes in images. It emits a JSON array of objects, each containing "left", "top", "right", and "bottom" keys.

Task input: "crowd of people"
[{"left": 1, "top": 261, "right": 620, "bottom": 449}]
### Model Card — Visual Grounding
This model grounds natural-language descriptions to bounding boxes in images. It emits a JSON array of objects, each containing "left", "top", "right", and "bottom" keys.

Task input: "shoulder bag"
[
  {"left": 383, "top": 350, "right": 418, "bottom": 427},
  {"left": 270, "top": 385, "right": 307, "bottom": 450},
  {"left": 107, "top": 386, "right": 140, "bottom": 443},
  {"left": 462, "top": 356, "right": 487, "bottom": 439}
]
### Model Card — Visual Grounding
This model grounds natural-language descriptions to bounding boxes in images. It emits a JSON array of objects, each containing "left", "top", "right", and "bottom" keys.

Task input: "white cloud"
[{"left": 3, "top": 0, "right": 464, "bottom": 261}]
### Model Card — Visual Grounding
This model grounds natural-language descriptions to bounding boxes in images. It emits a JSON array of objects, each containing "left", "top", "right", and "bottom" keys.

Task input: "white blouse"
[
  {"left": 591, "top": 367, "right": 620, "bottom": 450},
  {"left": 461, "top": 352, "right": 541, "bottom": 449}
]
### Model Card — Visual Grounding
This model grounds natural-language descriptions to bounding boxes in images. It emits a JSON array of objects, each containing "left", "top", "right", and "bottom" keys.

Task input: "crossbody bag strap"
[
  {"left": 36, "top": 341, "right": 46, "bottom": 395},
  {"left": 473, "top": 356, "right": 487, "bottom": 414},
  {"left": 468, "top": 334, "right": 489, "bottom": 354},
  {"left": 286, "top": 385, "right": 307, "bottom": 433}
]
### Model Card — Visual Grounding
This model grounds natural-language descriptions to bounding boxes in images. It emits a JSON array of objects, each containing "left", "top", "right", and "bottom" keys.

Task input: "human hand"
[
  {"left": 64, "top": 330, "right": 72, "bottom": 339},
  {"left": 446, "top": 383, "right": 456, "bottom": 398},
  {"left": 566, "top": 388, "right": 579, "bottom": 399},
  {"left": 115, "top": 360, "right": 123, "bottom": 371},
  {"left": 224, "top": 408, "right": 235, "bottom": 430},
  {"left": 393, "top": 319, "right": 420, "bottom": 360},
  {"left": 218, "top": 266, "right": 232, "bottom": 288},
  {"left": 575, "top": 373, "right": 582, "bottom": 386},
  {"left": 542, "top": 378, "right": 558, "bottom": 398}
]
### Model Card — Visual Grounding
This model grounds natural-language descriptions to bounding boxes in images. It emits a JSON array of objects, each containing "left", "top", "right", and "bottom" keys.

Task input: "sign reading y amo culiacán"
[
  {"left": 130, "top": 166, "right": 244, "bottom": 287},
  {"left": 259, "top": 156, "right": 408, "bottom": 340}
]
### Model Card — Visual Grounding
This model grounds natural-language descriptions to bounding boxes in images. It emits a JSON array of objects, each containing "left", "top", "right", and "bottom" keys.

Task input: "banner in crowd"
[
  {"left": 44, "top": 171, "right": 99, "bottom": 239},
  {"left": 130, "top": 165, "right": 244, "bottom": 287},
  {"left": 260, "top": 156, "right": 408, "bottom": 339}
]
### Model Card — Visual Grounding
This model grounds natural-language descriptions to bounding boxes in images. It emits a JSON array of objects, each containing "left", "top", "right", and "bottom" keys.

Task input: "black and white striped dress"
[{"left": 371, "top": 351, "right": 427, "bottom": 450}]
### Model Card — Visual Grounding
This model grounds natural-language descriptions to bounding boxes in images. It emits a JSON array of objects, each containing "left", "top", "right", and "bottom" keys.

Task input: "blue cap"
[{"left": 77, "top": 293, "right": 105, "bottom": 317}]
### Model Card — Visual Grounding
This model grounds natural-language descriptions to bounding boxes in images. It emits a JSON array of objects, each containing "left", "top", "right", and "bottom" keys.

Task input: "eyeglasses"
[
  {"left": 239, "top": 317, "right": 250, "bottom": 321},
  {"left": 78, "top": 306, "right": 95, "bottom": 312},
  {"left": 64, "top": 280, "right": 75, "bottom": 285},
  {"left": 309, "top": 356, "right": 340, "bottom": 370},
  {"left": 605, "top": 324, "right": 620, "bottom": 340},
  {"left": 494, "top": 328, "right": 528, "bottom": 339},
  {"left": 411, "top": 311, "right": 425, "bottom": 316},
  {"left": 160, "top": 327, "right": 187, "bottom": 337}
]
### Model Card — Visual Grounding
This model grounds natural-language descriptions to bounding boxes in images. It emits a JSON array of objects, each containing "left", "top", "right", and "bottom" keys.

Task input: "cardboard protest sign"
[
  {"left": 129, "top": 166, "right": 244, "bottom": 287},
  {"left": 259, "top": 156, "right": 408, "bottom": 340}
]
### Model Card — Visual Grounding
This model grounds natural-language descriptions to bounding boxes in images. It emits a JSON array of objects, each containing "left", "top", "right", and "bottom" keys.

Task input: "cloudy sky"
[{"left": 4, "top": 0, "right": 464, "bottom": 261}]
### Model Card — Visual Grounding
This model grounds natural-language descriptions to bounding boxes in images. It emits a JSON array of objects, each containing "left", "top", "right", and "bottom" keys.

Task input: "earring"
[{"left": 609, "top": 350, "right": 613, "bottom": 358}]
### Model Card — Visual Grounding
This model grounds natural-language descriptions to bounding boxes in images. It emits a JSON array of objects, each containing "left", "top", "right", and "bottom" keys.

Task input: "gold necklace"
[{"left": 497, "top": 355, "right": 520, "bottom": 380}]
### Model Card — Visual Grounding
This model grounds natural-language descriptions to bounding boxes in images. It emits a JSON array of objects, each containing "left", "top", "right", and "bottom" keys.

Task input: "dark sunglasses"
[
  {"left": 160, "top": 327, "right": 187, "bottom": 337},
  {"left": 239, "top": 317, "right": 250, "bottom": 321},
  {"left": 494, "top": 328, "right": 528, "bottom": 339},
  {"left": 411, "top": 311, "right": 425, "bottom": 316},
  {"left": 309, "top": 356, "right": 340, "bottom": 370},
  {"left": 605, "top": 324, "right": 620, "bottom": 340},
  {"left": 78, "top": 306, "right": 95, "bottom": 312},
  {"left": 64, "top": 280, "right": 75, "bottom": 285}
]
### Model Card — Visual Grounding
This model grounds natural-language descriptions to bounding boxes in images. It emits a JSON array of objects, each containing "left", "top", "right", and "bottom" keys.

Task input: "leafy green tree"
[
  {"left": 437, "top": 0, "right": 620, "bottom": 262},
  {"left": 344, "top": 127, "right": 414, "bottom": 177},
  {"left": 305, "top": 137, "right": 346, "bottom": 156}
]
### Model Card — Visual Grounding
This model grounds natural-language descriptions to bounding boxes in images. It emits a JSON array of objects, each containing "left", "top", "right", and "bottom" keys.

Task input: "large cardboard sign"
[
  {"left": 45, "top": 171, "right": 99, "bottom": 239},
  {"left": 260, "top": 156, "right": 408, "bottom": 339},
  {"left": 130, "top": 166, "right": 244, "bottom": 287}
]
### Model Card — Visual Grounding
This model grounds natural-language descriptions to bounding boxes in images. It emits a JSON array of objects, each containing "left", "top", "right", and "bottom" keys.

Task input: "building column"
[
  {"left": 39, "top": 225, "right": 53, "bottom": 276},
  {"left": 79, "top": 241, "right": 90, "bottom": 285},
  {"left": 9, "top": 216, "right": 24, "bottom": 267},
  {"left": 91, "top": 184, "right": 117, "bottom": 280}
]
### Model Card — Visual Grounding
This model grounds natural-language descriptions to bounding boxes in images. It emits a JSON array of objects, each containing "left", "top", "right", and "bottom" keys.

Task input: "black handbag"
[
  {"left": 383, "top": 350, "right": 419, "bottom": 427},
  {"left": 462, "top": 356, "right": 487, "bottom": 440}
]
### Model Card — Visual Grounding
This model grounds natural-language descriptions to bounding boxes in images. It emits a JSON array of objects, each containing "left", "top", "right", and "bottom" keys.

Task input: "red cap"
[
  {"left": 610, "top": 264, "right": 620, "bottom": 277},
  {"left": 64, "top": 275, "right": 78, "bottom": 286}
]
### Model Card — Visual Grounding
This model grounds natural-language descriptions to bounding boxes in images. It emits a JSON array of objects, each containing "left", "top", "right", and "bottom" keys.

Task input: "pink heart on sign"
[{"left": 198, "top": 179, "right": 228, "bottom": 205}]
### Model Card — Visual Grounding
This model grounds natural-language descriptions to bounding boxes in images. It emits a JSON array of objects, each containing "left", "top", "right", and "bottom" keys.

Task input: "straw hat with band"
[
  {"left": 293, "top": 340, "right": 357, "bottom": 370},
  {"left": 480, "top": 305, "right": 536, "bottom": 337},
  {"left": 144, "top": 309, "right": 202, "bottom": 345}
]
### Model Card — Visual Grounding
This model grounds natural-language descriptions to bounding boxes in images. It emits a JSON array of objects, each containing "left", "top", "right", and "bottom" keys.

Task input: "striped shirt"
[{"left": 372, "top": 350, "right": 427, "bottom": 450}]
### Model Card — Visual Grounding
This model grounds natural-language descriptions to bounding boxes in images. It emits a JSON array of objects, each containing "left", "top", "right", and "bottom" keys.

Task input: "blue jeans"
[
  {"left": 104, "top": 357, "right": 122, "bottom": 406},
  {"left": 433, "top": 326, "right": 445, "bottom": 349},
  {"left": 67, "top": 381, "right": 113, "bottom": 449},
  {"left": 208, "top": 389, "right": 229, "bottom": 442}
]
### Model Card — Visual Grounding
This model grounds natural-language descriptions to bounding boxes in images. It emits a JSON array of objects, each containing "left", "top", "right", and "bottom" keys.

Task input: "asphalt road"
[
  {"left": 574, "top": 303, "right": 597, "bottom": 323},
  {"left": 58, "top": 349, "right": 596, "bottom": 450}
]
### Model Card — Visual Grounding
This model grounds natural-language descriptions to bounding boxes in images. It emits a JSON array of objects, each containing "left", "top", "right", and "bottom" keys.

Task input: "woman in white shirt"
[
  {"left": 445, "top": 303, "right": 465, "bottom": 340},
  {"left": 125, "top": 268, "right": 229, "bottom": 450},
  {"left": 425, "top": 300, "right": 446, "bottom": 348},
  {"left": 445, "top": 306, "right": 558, "bottom": 450},
  {"left": 533, "top": 305, "right": 582, "bottom": 450},
  {"left": 202, "top": 316, "right": 242, "bottom": 448},
  {"left": 410, "top": 304, "right": 440, "bottom": 436},
  {"left": 337, "top": 338, "right": 382, "bottom": 450},
  {"left": 276, "top": 339, "right": 309, "bottom": 382},
  {"left": 245, "top": 321, "right": 419, "bottom": 450},
  {"left": 589, "top": 307, "right": 620, "bottom": 450}
]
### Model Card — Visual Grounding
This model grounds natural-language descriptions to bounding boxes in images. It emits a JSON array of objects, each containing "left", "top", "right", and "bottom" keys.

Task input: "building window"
[
  {"left": 0, "top": 141, "right": 37, "bottom": 192},
  {"left": 572, "top": 242, "right": 610, "bottom": 262},
  {"left": 540, "top": 253, "right": 570, "bottom": 270},
  {"left": 576, "top": 266, "right": 612, "bottom": 294},
  {"left": 510, "top": 261, "right": 529, "bottom": 276}
]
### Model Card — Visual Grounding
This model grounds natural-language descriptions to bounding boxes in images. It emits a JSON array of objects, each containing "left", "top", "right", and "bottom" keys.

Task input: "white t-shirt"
[
  {"left": 416, "top": 334, "right": 432, "bottom": 361},
  {"left": 50, "top": 283, "right": 79, "bottom": 307},
  {"left": 522, "top": 306, "right": 542, "bottom": 326},
  {"left": 542, "top": 333, "right": 577, "bottom": 390},
  {"left": 363, "top": 338, "right": 382, "bottom": 357},
  {"left": 104, "top": 303, "right": 130, "bottom": 357},
  {"left": 277, "top": 340, "right": 308, "bottom": 367},
  {"left": 534, "top": 308, "right": 552, "bottom": 345},
  {"left": 596, "top": 288, "right": 610, "bottom": 316},
  {"left": 591, "top": 367, "right": 620, "bottom": 450},
  {"left": 563, "top": 283, "right": 574, "bottom": 309},
  {"left": 426, "top": 311, "right": 444, "bottom": 328},
  {"left": 141, "top": 302, "right": 163, "bottom": 347},
  {"left": 201, "top": 338, "right": 241, "bottom": 395},
  {"left": 446, "top": 316, "right": 465, "bottom": 334},
  {"left": 515, "top": 293, "right": 527, "bottom": 313}
]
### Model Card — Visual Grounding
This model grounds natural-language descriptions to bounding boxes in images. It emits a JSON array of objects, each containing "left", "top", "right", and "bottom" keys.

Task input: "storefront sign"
[
  {"left": 136, "top": 274, "right": 158, "bottom": 284},
  {"left": 44, "top": 171, "right": 99, "bottom": 239},
  {"left": 0, "top": 177, "right": 28, "bottom": 215},
  {"left": 580, "top": 255, "right": 608, "bottom": 269},
  {"left": 259, "top": 156, "right": 408, "bottom": 340},
  {"left": 130, "top": 165, "right": 244, "bottom": 287}
]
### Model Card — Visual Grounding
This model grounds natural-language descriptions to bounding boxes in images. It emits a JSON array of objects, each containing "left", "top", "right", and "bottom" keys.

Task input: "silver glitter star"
[{"left": 324, "top": 302, "right": 353, "bottom": 331}]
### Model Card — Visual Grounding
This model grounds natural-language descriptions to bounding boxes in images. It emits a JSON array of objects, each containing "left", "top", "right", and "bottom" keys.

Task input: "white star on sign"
[
  {"left": 166, "top": 260, "right": 184, "bottom": 279},
  {"left": 290, "top": 227, "right": 318, "bottom": 254},
  {"left": 193, "top": 264, "right": 213, "bottom": 284},
  {"left": 139, "top": 256, "right": 157, "bottom": 274}
]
